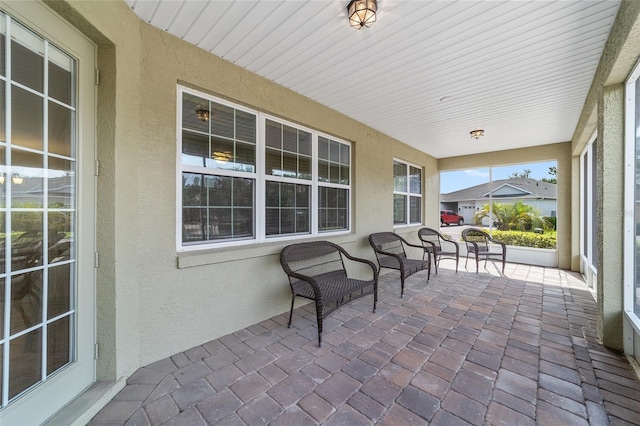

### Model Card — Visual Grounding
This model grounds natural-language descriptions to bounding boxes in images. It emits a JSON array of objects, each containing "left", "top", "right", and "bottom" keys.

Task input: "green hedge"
[{"left": 489, "top": 230, "right": 557, "bottom": 249}]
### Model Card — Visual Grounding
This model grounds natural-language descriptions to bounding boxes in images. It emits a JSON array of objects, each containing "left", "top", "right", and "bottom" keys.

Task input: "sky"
[{"left": 440, "top": 160, "right": 557, "bottom": 194}]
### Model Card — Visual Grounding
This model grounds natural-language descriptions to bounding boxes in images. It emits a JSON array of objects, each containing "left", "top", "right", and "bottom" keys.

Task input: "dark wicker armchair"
[
  {"left": 461, "top": 228, "right": 507, "bottom": 274},
  {"left": 280, "top": 241, "right": 378, "bottom": 346},
  {"left": 368, "top": 232, "right": 430, "bottom": 297},
  {"left": 418, "top": 227, "right": 459, "bottom": 273}
]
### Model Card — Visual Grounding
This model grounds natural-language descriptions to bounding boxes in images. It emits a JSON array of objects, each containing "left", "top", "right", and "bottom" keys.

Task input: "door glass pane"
[
  {"left": 48, "top": 263, "right": 71, "bottom": 319},
  {"left": 49, "top": 212, "right": 73, "bottom": 263},
  {"left": 0, "top": 278, "right": 4, "bottom": 336},
  {"left": 11, "top": 270, "right": 43, "bottom": 335},
  {"left": 47, "top": 316, "right": 71, "bottom": 375},
  {"left": 12, "top": 149, "right": 44, "bottom": 207},
  {"left": 0, "top": 147, "right": 5, "bottom": 208},
  {"left": 48, "top": 45, "right": 74, "bottom": 106},
  {"left": 0, "top": 80, "right": 5, "bottom": 142},
  {"left": 9, "top": 329, "right": 42, "bottom": 399},
  {"left": 48, "top": 157, "right": 74, "bottom": 209},
  {"left": 0, "top": 13, "right": 6, "bottom": 77},
  {"left": 0, "top": 343, "right": 3, "bottom": 403},
  {"left": 11, "top": 212, "right": 43, "bottom": 270},
  {"left": 12, "top": 86, "right": 43, "bottom": 151},
  {"left": 48, "top": 102, "right": 73, "bottom": 157},
  {"left": 11, "top": 22, "right": 44, "bottom": 92}
]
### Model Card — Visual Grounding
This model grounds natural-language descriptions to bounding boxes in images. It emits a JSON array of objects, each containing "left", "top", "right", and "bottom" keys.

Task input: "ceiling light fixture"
[
  {"left": 196, "top": 109, "right": 210, "bottom": 122},
  {"left": 212, "top": 151, "right": 232, "bottom": 164},
  {"left": 470, "top": 129, "right": 484, "bottom": 139},
  {"left": 347, "top": 0, "right": 377, "bottom": 29}
]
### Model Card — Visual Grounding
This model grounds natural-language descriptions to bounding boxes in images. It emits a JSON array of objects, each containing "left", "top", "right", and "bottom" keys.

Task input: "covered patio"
[
  {"left": 87, "top": 264, "right": 640, "bottom": 425},
  {"left": 5, "top": 1, "right": 640, "bottom": 424}
]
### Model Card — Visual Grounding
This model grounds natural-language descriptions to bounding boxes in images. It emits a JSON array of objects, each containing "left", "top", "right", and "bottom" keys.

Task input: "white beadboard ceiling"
[{"left": 125, "top": 0, "right": 620, "bottom": 159}]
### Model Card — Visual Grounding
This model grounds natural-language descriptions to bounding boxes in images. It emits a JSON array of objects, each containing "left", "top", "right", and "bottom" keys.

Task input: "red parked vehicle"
[{"left": 440, "top": 210, "right": 464, "bottom": 226}]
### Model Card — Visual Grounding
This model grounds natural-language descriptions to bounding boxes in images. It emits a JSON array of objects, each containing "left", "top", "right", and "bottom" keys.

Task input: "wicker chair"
[
  {"left": 418, "top": 227, "right": 459, "bottom": 273},
  {"left": 280, "top": 241, "right": 378, "bottom": 346},
  {"left": 368, "top": 232, "right": 430, "bottom": 297},
  {"left": 461, "top": 228, "right": 507, "bottom": 274}
]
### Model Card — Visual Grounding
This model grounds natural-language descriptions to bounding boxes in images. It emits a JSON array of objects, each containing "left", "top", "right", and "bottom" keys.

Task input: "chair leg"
[
  {"left": 288, "top": 295, "right": 295, "bottom": 328},
  {"left": 373, "top": 288, "right": 377, "bottom": 313},
  {"left": 316, "top": 301, "right": 323, "bottom": 347},
  {"left": 400, "top": 271, "right": 405, "bottom": 298},
  {"left": 475, "top": 255, "right": 479, "bottom": 274},
  {"left": 455, "top": 256, "right": 459, "bottom": 273},
  {"left": 465, "top": 253, "right": 469, "bottom": 270}
]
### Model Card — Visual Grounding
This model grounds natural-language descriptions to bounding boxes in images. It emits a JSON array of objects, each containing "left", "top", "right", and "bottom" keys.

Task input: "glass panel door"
[
  {"left": 0, "top": 10, "right": 76, "bottom": 407},
  {"left": 0, "top": 3, "right": 95, "bottom": 423}
]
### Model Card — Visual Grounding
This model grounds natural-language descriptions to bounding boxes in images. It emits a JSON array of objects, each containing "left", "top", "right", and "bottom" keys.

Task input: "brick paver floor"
[{"left": 89, "top": 261, "right": 640, "bottom": 425}]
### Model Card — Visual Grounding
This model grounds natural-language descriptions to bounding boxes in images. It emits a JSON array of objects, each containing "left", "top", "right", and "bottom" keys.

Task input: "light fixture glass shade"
[
  {"left": 470, "top": 129, "right": 484, "bottom": 139},
  {"left": 348, "top": 0, "right": 377, "bottom": 29},
  {"left": 196, "top": 109, "right": 210, "bottom": 122},
  {"left": 212, "top": 151, "right": 232, "bottom": 164}
]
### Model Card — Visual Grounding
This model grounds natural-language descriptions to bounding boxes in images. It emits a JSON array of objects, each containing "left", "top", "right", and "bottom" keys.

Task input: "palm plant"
[{"left": 473, "top": 201, "right": 554, "bottom": 231}]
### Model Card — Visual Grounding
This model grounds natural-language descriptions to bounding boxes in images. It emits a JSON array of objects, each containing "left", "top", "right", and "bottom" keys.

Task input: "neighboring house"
[{"left": 440, "top": 178, "right": 557, "bottom": 225}]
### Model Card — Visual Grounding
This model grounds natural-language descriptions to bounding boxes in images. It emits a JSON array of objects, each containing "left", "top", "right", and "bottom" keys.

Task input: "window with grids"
[
  {"left": 393, "top": 159, "right": 422, "bottom": 225},
  {"left": 265, "top": 120, "right": 311, "bottom": 236},
  {"left": 181, "top": 91, "right": 256, "bottom": 243},
  {"left": 318, "top": 136, "right": 350, "bottom": 232},
  {"left": 179, "top": 87, "right": 351, "bottom": 247}
]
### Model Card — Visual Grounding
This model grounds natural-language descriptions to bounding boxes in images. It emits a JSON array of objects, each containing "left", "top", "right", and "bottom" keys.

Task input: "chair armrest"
[
  {"left": 373, "top": 248, "right": 405, "bottom": 260},
  {"left": 490, "top": 239, "right": 506, "bottom": 252},
  {"left": 401, "top": 239, "right": 431, "bottom": 262},
  {"left": 340, "top": 251, "right": 379, "bottom": 278},
  {"left": 464, "top": 240, "right": 479, "bottom": 253},
  {"left": 421, "top": 240, "right": 437, "bottom": 254},
  {"left": 282, "top": 270, "right": 323, "bottom": 294},
  {"left": 402, "top": 240, "right": 425, "bottom": 250},
  {"left": 443, "top": 238, "right": 460, "bottom": 254}
]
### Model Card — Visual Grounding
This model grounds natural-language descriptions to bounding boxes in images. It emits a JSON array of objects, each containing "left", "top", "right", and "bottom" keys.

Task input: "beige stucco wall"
[
  {"left": 45, "top": 0, "right": 440, "bottom": 380},
  {"left": 438, "top": 142, "right": 572, "bottom": 270},
  {"left": 597, "top": 85, "right": 625, "bottom": 350}
]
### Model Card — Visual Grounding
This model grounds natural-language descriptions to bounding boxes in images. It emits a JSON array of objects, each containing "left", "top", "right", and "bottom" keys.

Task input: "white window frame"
[
  {"left": 393, "top": 158, "right": 422, "bottom": 227},
  {"left": 623, "top": 59, "right": 640, "bottom": 344},
  {"left": 176, "top": 86, "right": 351, "bottom": 251}
]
